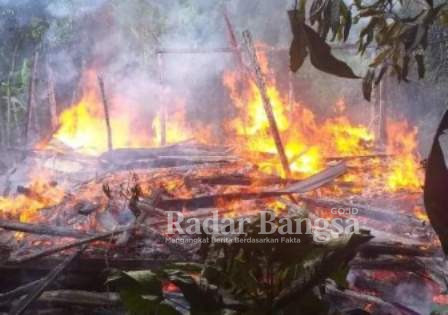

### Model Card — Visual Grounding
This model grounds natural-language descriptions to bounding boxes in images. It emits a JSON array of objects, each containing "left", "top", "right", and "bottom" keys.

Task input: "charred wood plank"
[
  {"left": 359, "top": 241, "right": 439, "bottom": 257},
  {"left": 324, "top": 153, "right": 393, "bottom": 161},
  {"left": 10, "top": 246, "right": 85, "bottom": 315},
  {"left": 350, "top": 256, "right": 426, "bottom": 272},
  {"left": 187, "top": 174, "right": 299, "bottom": 187},
  {"left": 158, "top": 163, "right": 347, "bottom": 210},
  {"left": 7, "top": 226, "right": 137, "bottom": 264},
  {"left": 0, "top": 220, "right": 91, "bottom": 238}
]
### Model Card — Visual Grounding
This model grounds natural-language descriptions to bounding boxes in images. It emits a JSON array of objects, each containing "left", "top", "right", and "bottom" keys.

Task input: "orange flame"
[
  {"left": 222, "top": 49, "right": 422, "bottom": 193},
  {"left": 386, "top": 120, "right": 423, "bottom": 192},
  {"left": 0, "top": 176, "right": 64, "bottom": 223}
]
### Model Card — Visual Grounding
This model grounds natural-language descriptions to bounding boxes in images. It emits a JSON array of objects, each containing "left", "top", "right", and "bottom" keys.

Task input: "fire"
[
  {"left": 0, "top": 177, "right": 65, "bottom": 223},
  {"left": 54, "top": 70, "right": 198, "bottom": 155},
  {"left": 386, "top": 120, "right": 423, "bottom": 192},
  {"left": 223, "top": 51, "right": 375, "bottom": 178},
  {"left": 222, "top": 49, "right": 423, "bottom": 193},
  {"left": 48, "top": 54, "right": 422, "bottom": 194}
]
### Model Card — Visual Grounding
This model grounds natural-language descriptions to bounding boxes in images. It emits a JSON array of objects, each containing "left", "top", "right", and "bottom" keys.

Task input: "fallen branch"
[
  {"left": 0, "top": 220, "right": 91, "bottom": 238},
  {"left": 350, "top": 256, "right": 426, "bottom": 272},
  {"left": 10, "top": 246, "right": 86, "bottom": 315},
  {"left": 359, "top": 241, "right": 439, "bottom": 257},
  {"left": 8, "top": 226, "right": 135, "bottom": 264},
  {"left": 324, "top": 153, "right": 393, "bottom": 161}
]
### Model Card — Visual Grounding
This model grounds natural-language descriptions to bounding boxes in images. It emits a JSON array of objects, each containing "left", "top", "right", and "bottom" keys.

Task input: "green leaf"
[
  {"left": 288, "top": 10, "right": 308, "bottom": 72},
  {"left": 329, "top": 0, "right": 341, "bottom": 37},
  {"left": 415, "top": 54, "right": 425, "bottom": 79},
  {"left": 424, "top": 111, "right": 448, "bottom": 256},
  {"left": 362, "top": 69, "right": 375, "bottom": 102},
  {"left": 374, "top": 64, "right": 388, "bottom": 85},
  {"left": 340, "top": 1, "right": 352, "bottom": 42},
  {"left": 166, "top": 271, "right": 223, "bottom": 312},
  {"left": 107, "top": 269, "right": 163, "bottom": 297},
  {"left": 303, "top": 24, "right": 359, "bottom": 78},
  {"left": 402, "top": 55, "right": 410, "bottom": 82}
]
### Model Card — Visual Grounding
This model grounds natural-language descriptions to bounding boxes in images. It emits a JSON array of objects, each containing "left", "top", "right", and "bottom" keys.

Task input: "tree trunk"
[{"left": 46, "top": 60, "right": 58, "bottom": 132}]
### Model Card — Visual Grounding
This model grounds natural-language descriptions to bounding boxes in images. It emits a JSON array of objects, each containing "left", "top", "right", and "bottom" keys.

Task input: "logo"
[{"left": 166, "top": 210, "right": 360, "bottom": 243}]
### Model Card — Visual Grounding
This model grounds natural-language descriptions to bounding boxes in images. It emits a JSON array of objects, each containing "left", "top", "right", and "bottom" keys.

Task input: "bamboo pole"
[
  {"left": 157, "top": 53, "right": 166, "bottom": 145},
  {"left": 97, "top": 76, "right": 113, "bottom": 151},
  {"left": 242, "top": 30, "right": 291, "bottom": 177}
]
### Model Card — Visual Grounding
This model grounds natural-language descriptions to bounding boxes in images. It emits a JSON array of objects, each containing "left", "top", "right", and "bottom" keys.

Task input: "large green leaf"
[
  {"left": 362, "top": 69, "right": 375, "bottom": 101},
  {"left": 424, "top": 110, "right": 448, "bottom": 255},
  {"left": 288, "top": 10, "right": 308, "bottom": 72},
  {"left": 303, "top": 24, "right": 359, "bottom": 78}
]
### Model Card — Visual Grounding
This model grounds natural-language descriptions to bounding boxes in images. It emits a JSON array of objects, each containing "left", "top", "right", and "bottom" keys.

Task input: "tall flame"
[
  {"left": 386, "top": 120, "right": 422, "bottom": 191},
  {"left": 222, "top": 49, "right": 422, "bottom": 192}
]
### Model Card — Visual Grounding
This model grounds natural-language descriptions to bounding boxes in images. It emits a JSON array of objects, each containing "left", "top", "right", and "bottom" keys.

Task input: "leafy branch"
[{"left": 108, "top": 213, "right": 373, "bottom": 314}]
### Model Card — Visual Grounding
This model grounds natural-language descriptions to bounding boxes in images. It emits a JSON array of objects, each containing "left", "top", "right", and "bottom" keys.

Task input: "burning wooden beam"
[
  {"left": 242, "top": 30, "right": 291, "bottom": 177},
  {"left": 156, "top": 163, "right": 347, "bottom": 210},
  {"left": 97, "top": 76, "right": 113, "bottom": 151},
  {"left": 0, "top": 220, "right": 91, "bottom": 238}
]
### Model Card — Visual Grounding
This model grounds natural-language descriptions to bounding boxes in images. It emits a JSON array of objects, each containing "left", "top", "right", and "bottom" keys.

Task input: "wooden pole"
[
  {"left": 223, "top": 7, "right": 249, "bottom": 136},
  {"left": 46, "top": 60, "right": 58, "bottom": 132},
  {"left": 24, "top": 50, "right": 39, "bottom": 146},
  {"left": 242, "top": 30, "right": 291, "bottom": 177},
  {"left": 157, "top": 53, "right": 166, "bottom": 146},
  {"left": 97, "top": 76, "right": 113, "bottom": 151},
  {"left": 5, "top": 43, "right": 19, "bottom": 147}
]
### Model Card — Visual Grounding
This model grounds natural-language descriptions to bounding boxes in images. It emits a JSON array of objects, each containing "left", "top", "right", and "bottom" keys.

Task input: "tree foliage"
[{"left": 289, "top": 0, "right": 448, "bottom": 100}]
